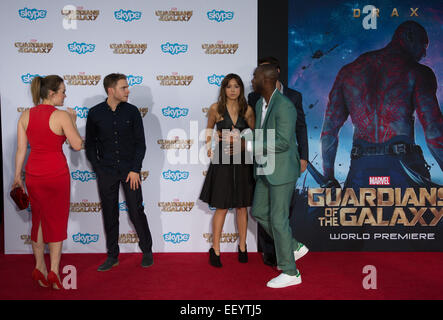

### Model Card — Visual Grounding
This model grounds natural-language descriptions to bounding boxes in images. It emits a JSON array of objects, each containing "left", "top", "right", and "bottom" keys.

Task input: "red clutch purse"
[{"left": 10, "top": 187, "right": 29, "bottom": 210}]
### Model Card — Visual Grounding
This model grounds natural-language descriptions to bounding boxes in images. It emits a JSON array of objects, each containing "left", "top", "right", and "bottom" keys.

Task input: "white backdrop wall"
[{"left": 0, "top": 0, "right": 258, "bottom": 254}]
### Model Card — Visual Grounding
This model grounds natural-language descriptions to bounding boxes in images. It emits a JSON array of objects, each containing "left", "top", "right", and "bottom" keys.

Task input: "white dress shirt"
[{"left": 260, "top": 88, "right": 278, "bottom": 128}]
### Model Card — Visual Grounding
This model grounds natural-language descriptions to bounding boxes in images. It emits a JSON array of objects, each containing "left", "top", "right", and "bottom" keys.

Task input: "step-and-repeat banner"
[
  {"left": 289, "top": 0, "right": 443, "bottom": 251},
  {"left": 0, "top": 0, "right": 257, "bottom": 254}
]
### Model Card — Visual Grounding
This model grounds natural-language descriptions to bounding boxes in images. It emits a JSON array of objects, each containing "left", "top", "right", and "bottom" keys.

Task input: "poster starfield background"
[{"left": 288, "top": 0, "right": 442, "bottom": 251}]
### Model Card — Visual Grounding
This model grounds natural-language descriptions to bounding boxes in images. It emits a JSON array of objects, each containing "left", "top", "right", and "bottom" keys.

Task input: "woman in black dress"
[{"left": 200, "top": 73, "right": 255, "bottom": 267}]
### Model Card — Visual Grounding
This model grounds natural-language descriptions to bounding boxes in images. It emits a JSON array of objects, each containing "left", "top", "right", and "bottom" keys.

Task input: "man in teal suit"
[{"left": 248, "top": 64, "right": 302, "bottom": 288}]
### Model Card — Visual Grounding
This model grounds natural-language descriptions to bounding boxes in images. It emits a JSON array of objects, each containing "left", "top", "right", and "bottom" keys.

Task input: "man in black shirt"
[{"left": 85, "top": 73, "right": 153, "bottom": 271}]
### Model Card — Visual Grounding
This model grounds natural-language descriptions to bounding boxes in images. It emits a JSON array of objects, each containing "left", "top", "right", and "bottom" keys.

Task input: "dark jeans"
[{"left": 96, "top": 171, "right": 152, "bottom": 258}]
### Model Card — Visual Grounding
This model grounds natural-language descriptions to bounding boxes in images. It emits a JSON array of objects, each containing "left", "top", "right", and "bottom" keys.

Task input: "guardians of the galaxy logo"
[
  {"left": 20, "top": 235, "right": 32, "bottom": 245},
  {"left": 61, "top": 8, "right": 99, "bottom": 20},
  {"left": 70, "top": 201, "right": 101, "bottom": 213},
  {"left": 202, "top": 42, "right": 239, "bottom": 54},
  {"left": 119, "top": 233, "right": 139, "bottom": 244},
  {"left": 156, "top": 74, "right": 193, "bottom": 86},
  {"left": 139, "top": 107, "right": 149, "bottom": 118},
  {"left": 157, "top": 138, "right": 194, "bottom": 150},
  {"left": 203, "top": 233, "right": 239, "bottom": 243},
  {"left": 110, "top": 42, "right": 147, "bottom": 54},
  {"left": 309, "top": 188, "right": 443, "bottom": 227},
  {"left": 155, "top": 9, "right": 193, "bottom": 21},
  {"left": 64, "top": 74, "right": 101, "bottom": 86},
  {"left": 17, "top": 107, "right": 30, "bottom": 113},
  {"left": 158, "top": 201, "right": 195, "bottom": 212},
  {"left": 140, "top": 171, "right": 149, "bottom": 181},
  {"left": 15, "top": 41, "right": 53, "bottom": 53}
]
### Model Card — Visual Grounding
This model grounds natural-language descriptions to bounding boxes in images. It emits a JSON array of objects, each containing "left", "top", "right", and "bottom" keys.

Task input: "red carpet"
[
  {"left": 0, "top": 250, "right": 442, "bottom": 300},
  {"left": 1, "top": 221, "right": 442, "bottom": 300}
]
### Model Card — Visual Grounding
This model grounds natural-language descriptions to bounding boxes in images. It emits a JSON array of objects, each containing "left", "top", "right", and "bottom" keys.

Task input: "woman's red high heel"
[
  {"left": 32, "top": 269, "right": 49, "bottom": 288},
  {"left": 47, "top": 271, "right": 63, "bottom": 290}
]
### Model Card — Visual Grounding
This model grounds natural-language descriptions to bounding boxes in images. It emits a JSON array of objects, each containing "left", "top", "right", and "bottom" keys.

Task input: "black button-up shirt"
[{"left": 85, "top": 100, "right": 146, "bottom": 175}]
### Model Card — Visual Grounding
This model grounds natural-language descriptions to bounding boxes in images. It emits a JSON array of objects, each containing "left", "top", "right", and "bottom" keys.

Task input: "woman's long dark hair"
[{"left": 216, "top": 73, "right": 248, "bottom": 117}]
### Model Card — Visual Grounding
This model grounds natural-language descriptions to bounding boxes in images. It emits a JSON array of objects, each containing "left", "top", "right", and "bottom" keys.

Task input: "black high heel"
[
  {"left": 238, "top": 245, "right": 248, "bottom": 263},
  {"left": 209, "top": 248, "right": 222, "bottom": 267}
]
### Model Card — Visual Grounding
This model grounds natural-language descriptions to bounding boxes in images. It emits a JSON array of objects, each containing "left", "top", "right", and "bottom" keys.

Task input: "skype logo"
[
  {"left": 114, "top": 9, "right": 142, "bottom": 22},
  {"left": 119, "top": 201, "right": 128, "bottom": 212},
  {"left": 161, "top": 42, "right": 188, "bottom": 55},
  {"left": 208, "top": 74, "right": 225, "bottom": 86},
  {"left": 162, "top": 170, "right": 189, "bottom": 182},
  {"left": 163, "top": 232, "right": 190, "bottom": 244},
  {"left": 207, "top": 10, "right": 234, "bottom": 22},
  {"left": 72, "top": 232, "right": 99, "bottom": 245},
  {"left": 21, "top": 73, "right": 44, "bottom": 84},
  {"left": 74, "top": 106, "right": 89, "bottom": 119},
  {"left": 71, "top": 170, "right": 96, "bottom": 182},
  {"left": 162, "top": 107, "right": 189, "bottom": 119},
  {"left": 127, "top": 75, "right": 143, "bottom": 87},
  {"left": 19, "top": 8, "right": 47, "bottom": 21},
  {"left": 68, "top": 42, "right": 96, "bottom": 54}
]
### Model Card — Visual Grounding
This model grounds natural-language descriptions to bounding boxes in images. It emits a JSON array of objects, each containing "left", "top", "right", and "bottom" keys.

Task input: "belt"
[{"left": 351, "top": 142, "right": 422, "bottom": 159}]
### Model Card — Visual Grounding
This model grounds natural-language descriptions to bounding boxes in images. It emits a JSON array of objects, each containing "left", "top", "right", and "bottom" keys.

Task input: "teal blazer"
[{"left": 253, "top": 90, "right": 300, "bottom": 185}]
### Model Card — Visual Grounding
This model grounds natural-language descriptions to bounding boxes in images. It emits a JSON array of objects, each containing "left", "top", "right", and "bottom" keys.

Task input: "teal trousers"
[{"left": 252, "top": 177, "right": 298, "bottom": 275}]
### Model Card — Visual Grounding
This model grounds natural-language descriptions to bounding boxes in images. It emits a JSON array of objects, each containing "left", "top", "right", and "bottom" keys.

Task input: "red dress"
[{"left": 25, "top": 104, "right": 70, "bottom": 243}]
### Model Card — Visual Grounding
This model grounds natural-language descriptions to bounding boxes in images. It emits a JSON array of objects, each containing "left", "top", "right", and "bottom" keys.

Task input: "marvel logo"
[{"left": 369, "top": 176, "right": 390, "bottom": 185}]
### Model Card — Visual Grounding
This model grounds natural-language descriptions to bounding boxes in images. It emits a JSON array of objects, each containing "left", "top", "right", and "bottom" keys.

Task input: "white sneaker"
[
  {"left": 275, "top": 244, "right": 309, "bottom": 271},
  {"left": 266, "top": 272, "right": 302, "bottom": 288},
  {"left": 294, "top": 244, "right": 309, "bottom": 261}
]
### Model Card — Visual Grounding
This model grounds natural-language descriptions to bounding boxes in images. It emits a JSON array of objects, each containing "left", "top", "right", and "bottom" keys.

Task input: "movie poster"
[{"left": 288, "top": 0, "right": 442, "bottom": 250}]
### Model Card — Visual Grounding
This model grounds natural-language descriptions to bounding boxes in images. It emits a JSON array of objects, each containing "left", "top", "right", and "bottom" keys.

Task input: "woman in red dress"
[{"left": 13, "top": 75, "right": 83, "bottom": 289}]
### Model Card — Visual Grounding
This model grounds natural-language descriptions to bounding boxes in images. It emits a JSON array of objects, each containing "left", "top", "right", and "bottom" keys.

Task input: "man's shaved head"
[
  {"left": 252, "top": 63, "right": 279, "bottom": 94},
  {"left": 255, "top": 64, "right": 279, "bottom": 82}
]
